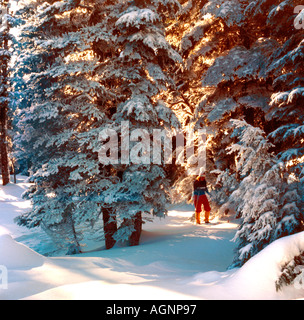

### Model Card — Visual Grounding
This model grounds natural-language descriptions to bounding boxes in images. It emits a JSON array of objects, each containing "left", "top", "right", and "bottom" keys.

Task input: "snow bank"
[
  {"left": 25, "top": 281, "right": 198, "bottom": 300},
  {"left": 192, "top": 231, "right": 304, "bottom": 300},
  {"left": 0, "top": 234, "right": 45, "bottom": 270},
  {"left": 228, "top": 231, "right": 304, "bottom": 299},
  {"left": 0, "top": 177, "right": 303, "bottom": 300},
  {"left": 0, "top": 176, "right": 31, "bottom": 202}
]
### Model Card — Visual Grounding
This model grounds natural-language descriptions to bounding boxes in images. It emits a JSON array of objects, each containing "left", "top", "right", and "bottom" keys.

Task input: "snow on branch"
[{"left": 116, "top": 8, "right": 160, "bottom": 29}]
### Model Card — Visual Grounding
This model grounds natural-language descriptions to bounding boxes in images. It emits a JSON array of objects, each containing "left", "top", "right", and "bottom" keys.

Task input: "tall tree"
[
  {"left": 15, "top": 0, "right": 182, "bottom": 252},
  {"left": 98, "top": 0, "right": 182, "bottom": 247},
  {"left": 0, "top": 0, "right": 10, "bottom": 185},
  {"left": 15, "top": 0, "right": 113, "bottom": 253},
  {"left": 227, "top": 120, "right": 303, "bottom": 268}
]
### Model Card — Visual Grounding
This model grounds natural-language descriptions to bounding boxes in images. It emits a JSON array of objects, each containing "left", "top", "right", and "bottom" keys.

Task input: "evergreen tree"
[
  {"left": 15, "top": 0, "right": 114, "bottom": 253},
  {"left": 100, "top": 0, "right": 182, "bottom": 246},
  {"left": 167, "top": 0, "right": 304, "bottom": 268},
  {"left": 0, "top": 0, "right": 11, "bottom": 185},
  {"left": 266, "top": 0, "right": 304, "bottom": 220},
  {"left": 15, "top": 0, "right": 182, "bottom": 252},
  {"left": 227, "top": 120, "right": 303, "bottom": 268},
  {"left": 276, "top": 251, "right": 304, "bottom": 291},
  {"left": 12, "top": 0, "right": 304, "bottom": 269}
]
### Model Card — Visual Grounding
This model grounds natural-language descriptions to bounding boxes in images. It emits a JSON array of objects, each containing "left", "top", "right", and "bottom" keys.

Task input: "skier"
[{"left": 193, "top": 172, "right": 211, "bottom": 224}]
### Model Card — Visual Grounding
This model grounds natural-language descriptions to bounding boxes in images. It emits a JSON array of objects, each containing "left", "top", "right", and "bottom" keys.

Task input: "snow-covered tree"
[
  {"left": 165, "top": 1, "right": 261, "bottom": 214},
  {"left": 15, "top": 0, "right": 182, "bottom": 252},
  {"left": 227, "top": 120, "right": 303, "bottom": 268},
  {"left": 101, "top": 0, "right": 182, "bottom": 246},
  {"left": 0, "top": 0, "right": 11, "bottom": 185},
  {"left": 276, "top": 251, "right": 304, "bottom": 292},
  {"left": 15, "top": 0, "right": 116, "bottom": 253},
  {"left": 13, "top": 0, "right": 304, "bottom": 264},
  {"left": 164, "top": 0, "right": 304, "bottom": 268}
]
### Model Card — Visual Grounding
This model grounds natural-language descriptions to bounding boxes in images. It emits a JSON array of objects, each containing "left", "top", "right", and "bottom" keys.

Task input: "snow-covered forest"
[{"left": 0, "top": 0, "right": 303, "bottom": 300}]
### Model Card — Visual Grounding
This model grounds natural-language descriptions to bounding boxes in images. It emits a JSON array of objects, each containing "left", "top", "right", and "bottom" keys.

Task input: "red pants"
[{"left": 194, "top": 194, "right": 211, "bottom": 213}]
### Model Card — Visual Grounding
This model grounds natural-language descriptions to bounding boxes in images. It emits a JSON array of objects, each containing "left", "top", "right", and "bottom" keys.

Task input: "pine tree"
[
  {"left": 0, "top": 0, "right": 11, "bottom": 186},
  {"left": 266, "top": 0, "right": 304, "bottom": 220},
  {"left": 15, "top": 0, "right": 114, "bottom": 253},
  {"left": 165, "top": 0, "right": 275, "bottom": 208},
  {"left": 15, "top": 0, "right": 182, "bottom": 252},
  {"left": 166, "top": 0, "right": 304, "bottom": 268},
  {"left": 276, "top": 251, "right": 304, "bottom": 291},
  {"left": 99, "top": 0, "right": 182, "bottom": 246},
  {"left": 13, "top": 0, "right": 304, "bottom": 261},
  {"left": 227, "top": 120, "right": 303, "bottom": 268}
]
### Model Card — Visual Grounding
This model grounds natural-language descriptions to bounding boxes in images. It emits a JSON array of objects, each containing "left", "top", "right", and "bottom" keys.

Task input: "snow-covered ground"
[{"left": 0, "top": 176, "right": 303, "bottom": 300}]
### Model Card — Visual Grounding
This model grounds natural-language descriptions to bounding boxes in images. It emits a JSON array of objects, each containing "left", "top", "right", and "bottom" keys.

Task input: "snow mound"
[
  {"left": 0, "top": 234, "right": 45, "bottom": 270},
  {"left": 193, "top": 231, "right": 304, "bottom": 299},
  {"left": 228, "top": 231, "right": 304, "bottom": 298},
  {"left": 24, "top": 281, "right": 198, "bottom": 300}
]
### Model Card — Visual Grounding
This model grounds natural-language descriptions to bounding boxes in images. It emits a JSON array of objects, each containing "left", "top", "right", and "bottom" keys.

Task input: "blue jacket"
[{"left": 193, "top": 178, "right": 209, "bottom": 196}]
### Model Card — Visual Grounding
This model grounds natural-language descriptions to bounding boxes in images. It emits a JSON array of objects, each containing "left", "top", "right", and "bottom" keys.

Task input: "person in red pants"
[{"left": 193, "top": 173, "right": 211, "bottom": 224}]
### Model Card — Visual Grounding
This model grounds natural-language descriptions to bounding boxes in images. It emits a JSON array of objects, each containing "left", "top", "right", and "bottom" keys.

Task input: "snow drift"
[
  {"left": 192, "top": 231, "right": 304, "bottom": 299},
  {"left": 0, "top": 178, "right": 303, "bottom": 300},
  {"left": 0, "top": 234, "right": 44, "bottom": 270}
]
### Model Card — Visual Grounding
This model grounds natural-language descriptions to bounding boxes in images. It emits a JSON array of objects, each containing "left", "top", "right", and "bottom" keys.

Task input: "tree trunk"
[
  {"left": 103, "top": 207, "right": 117, "bottom": 249},
  {"left": 129, "top": 211, "right": 142, "bottom": 246},
  {"left": 0, "top": 1, "right": 10, "bottom": 186},
  {"left": 65, "top": 205, "right": 81, "bottom": 254},
  {"left": 12, "top": 160, "right": 16, "bottom": 184},
  {"left": 0, "top": 106, "right": 9, "bottom": 186}
]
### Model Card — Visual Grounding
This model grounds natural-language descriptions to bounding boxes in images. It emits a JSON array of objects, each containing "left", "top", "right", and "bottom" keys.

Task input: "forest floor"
[{"left": 0, "top": 176, "right": 303, "bottom": 300}]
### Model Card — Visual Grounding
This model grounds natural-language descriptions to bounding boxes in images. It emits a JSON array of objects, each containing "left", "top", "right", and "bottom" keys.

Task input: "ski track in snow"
[{"left": 0, "top": 176, "right": 304, "bottom": 300}]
